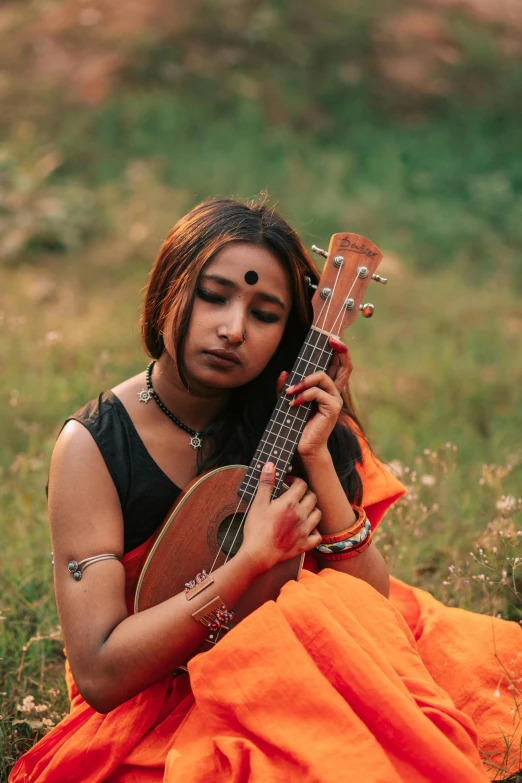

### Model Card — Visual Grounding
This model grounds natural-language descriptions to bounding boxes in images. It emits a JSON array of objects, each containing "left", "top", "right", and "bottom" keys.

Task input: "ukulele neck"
[{"left": 238, "top": 327, "right": 333, "bottom": 502}]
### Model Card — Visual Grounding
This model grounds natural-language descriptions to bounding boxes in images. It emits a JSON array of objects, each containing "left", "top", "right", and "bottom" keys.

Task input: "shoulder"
[
  {"left": 50, "top": 385, "right": 134, "bottom": 500},
  {"left": 52, "top": 392, "right": 122, "bottom": 476},
  {"left": 51, "top": 416, "right": 118, "bottom": 494},
  {"left": 62, "top": 390, "right": 120, "bottom": 436}
]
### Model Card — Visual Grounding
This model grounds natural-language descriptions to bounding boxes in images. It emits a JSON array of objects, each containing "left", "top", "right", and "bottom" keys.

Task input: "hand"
[
  {"left": 275, "top": 336, "right": 353, "bottom": 459},
  {"left": 241, "top": 462, "right": 322, "bottom": 574}
]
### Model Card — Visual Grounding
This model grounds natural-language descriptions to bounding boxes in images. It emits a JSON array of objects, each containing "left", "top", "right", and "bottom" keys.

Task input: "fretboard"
[{"left": 238, "top": 327, "right": 333, "bottom": 501}]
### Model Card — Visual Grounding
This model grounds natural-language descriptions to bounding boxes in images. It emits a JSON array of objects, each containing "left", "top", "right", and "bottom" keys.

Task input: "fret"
[
  {"left": 259, "top": 425, "right": 298, "bottom": 442},
  {"left": 257, "top": 440, "right": 294, "bottom": 456},
  {"left": 273, "top": 400, "right": 309, "bottom": 419},
  {"left": 249, "top": 436, "right": 304, "bottom": 467},
  {"left": 238, "top": 326, "right": 335, "bottom": 501},
  {"left": 245, "top": 460, "right": 290, "bottom": 481}
]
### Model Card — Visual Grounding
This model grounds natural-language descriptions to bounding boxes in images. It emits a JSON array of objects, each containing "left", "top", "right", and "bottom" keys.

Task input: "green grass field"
[
  {"left": 1, "top": 209, "right": 521, "bottom": 779},
  {"left": 1, "top": 1, "right": 522, "bottom": 778}
]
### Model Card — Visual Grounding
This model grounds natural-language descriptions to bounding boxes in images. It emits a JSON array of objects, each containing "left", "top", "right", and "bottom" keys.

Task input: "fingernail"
[
  {"left": 286, "top": 385, "right": 294, "bottom": 393},
  {"left": 330, "top": 338, "right": 347, "bottom": 353},
  {"left": 263, "top": 462, "right": 275, "bottom": 474}
]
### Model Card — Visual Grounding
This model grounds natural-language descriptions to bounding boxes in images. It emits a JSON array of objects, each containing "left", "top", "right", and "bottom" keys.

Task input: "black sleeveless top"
[{"left": 57, "top": 391, "right": 183, "bottom": 554}]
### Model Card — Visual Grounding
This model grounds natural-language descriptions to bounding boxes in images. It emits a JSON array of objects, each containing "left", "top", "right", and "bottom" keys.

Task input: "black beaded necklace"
[{"left": 137, "top": 360, "right": 203, "bottom": 449}]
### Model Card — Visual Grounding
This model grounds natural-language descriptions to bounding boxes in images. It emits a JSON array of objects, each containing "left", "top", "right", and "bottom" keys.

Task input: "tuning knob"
[
  {"left": 360, "top": 303, "right": 375, "bottom": 318},
  {"left": 304, "top": 276, "right": 317, "bottom": 291},
  {"left": 311, "top": 245, "right": 328, "bottom": 258},
  {"left": 371, "top": 273, "right": 388, "bottom": 285}
]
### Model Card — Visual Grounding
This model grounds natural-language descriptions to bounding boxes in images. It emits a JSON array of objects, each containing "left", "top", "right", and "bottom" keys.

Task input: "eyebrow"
[{"left": 200, "top": 274, "right": 287, "bottom": 310}]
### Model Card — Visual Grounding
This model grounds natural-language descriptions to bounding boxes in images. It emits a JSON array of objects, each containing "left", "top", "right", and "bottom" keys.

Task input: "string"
[
  {"left": 257, "top": 262, "right": 350, "bottom": 497},
  {"left": 216, "top": 276, "right": 343, "bottom": 565},
  {"left": 238, "top": 258, "right": 353, "bottom": 500},
  {"left": 206, "top": 282, "right": 337, "bottom": 576},
  {"left": 207, "top": 263, "right": 362, "bottom": 644},
  {"left": 221, "top": 263, "right": 358, "bottom": 566}
]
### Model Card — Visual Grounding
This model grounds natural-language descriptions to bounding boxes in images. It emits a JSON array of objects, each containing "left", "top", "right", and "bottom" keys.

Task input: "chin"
[{"left": 188, "top": 366, "right": 248, "bottom": 391}]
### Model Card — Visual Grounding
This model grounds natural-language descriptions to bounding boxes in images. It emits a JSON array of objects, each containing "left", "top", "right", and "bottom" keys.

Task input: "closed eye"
[
  {"left": 251, "top": 310, "right": 280, "bottom": 323},
  {"left": 197, "top": 288, "right": 226, "bottom": 305},
  {"left": 197, "top": 288, "right": 280, "bottom": 324}
]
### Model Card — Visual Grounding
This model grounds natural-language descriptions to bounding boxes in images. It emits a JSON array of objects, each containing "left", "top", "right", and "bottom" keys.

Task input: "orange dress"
[{"left": 10, "top": 444, "right": 522, "bottom": 782}]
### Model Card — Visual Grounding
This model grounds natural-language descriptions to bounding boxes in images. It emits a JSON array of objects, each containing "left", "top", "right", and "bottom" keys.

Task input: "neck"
[
  {"left": 238, "top": 327, "right": 333, "bottom": 501},
  {"left": 151, "top": 352, "right": 230, "bottom": 432}
]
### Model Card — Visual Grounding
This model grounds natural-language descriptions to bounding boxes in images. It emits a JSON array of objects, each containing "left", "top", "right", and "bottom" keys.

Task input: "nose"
[{"left": 217, "top": 303, "right": 246, "bottom": 346}]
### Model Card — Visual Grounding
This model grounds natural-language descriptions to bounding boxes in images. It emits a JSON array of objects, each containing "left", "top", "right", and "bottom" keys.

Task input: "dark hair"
[{"left": 142, "top": 197, "right": 366, "bottom": 504}]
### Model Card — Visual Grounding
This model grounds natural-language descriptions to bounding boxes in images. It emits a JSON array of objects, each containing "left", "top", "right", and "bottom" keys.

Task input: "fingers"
[
  {"left": 306, "top": 527, "right": 323, "bottom": 550},
  {"left": 284, "top": 476, "right": 309, "bottom": 501},
  {"left": 286, "top": 370, "right": 341, "bottom": 402},
  {"left": 289, "top": 385, "right": 343, "bottom": 411},
  {"left": 305, "top": 506, "right": 321, "bottom": 531},
  {"left": 328, "top": 336, "right": 353, "bottom": 391},
  {"left": 299, "top": 489, "right": 318, "bottom": 515},
  {"left": 254, "top": 462, "right": 276, "bottom": 505},
  {"left": 283, "top": 339, "right": 352, "bottom": 402},
  {"left": 328, "top": 335, "right": 348, "bottom": 354}
]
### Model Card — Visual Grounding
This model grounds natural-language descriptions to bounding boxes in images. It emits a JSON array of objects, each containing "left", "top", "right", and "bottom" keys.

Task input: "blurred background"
[{"left": 1, "top": 1, "right": 522, "bottom": 776}]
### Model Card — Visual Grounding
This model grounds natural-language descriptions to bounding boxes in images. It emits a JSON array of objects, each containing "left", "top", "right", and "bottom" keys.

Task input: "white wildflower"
[{"left": 496, "top": 495, "right": 517, "bottom": 513}]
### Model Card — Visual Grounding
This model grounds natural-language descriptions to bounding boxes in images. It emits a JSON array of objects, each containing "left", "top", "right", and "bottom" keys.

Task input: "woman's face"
[{"left": 176, "top": 242, "right": 293, "bottom": 392}]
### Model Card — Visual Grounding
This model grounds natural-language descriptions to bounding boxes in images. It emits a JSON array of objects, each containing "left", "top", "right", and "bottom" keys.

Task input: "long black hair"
[{"left": 142, "top": 197, "right": 366, "bottom": 505}]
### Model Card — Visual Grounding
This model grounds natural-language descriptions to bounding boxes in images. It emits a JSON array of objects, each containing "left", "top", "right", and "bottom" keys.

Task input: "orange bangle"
[
  {"left": 320, "top": 506, "right": 367, "bottom": 544},
  {"left": 317, "top": 532, "right": 373, "bottom": 561}
]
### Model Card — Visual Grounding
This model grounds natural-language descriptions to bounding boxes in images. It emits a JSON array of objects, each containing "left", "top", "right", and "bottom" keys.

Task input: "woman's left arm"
[
  {"left": 299, "top": 448, "right": 390, "bottom": 598},
  {"left": 278, "top": 335, "right": 390, "bottom": 598}
]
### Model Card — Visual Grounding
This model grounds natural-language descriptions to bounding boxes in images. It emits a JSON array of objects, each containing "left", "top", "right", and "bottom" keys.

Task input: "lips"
[{"left": 204, "top": 349, "right": 241, "bottom": 365}]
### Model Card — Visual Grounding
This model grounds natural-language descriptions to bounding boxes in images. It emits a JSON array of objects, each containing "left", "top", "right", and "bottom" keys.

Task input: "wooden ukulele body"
[{"left": 134, "top": 465, "right": 302, "bottom": 657}]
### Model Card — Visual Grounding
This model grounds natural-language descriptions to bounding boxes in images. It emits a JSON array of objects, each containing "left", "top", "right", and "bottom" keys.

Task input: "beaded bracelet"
[
  {"left": 192, "top": 595, "right": 234, "bottom": 631},
  {"left": 320, "top": 506, "right": 367, "bottom": 545},
  {"left": 316, "top": 518, "right": 371, "bottom": 556},
  {"left": 319, "top": 533, "right": 373, "bottom": 561},
  {"left": 315, "top": 518, "right": 372, "bottom": 561},
  {"left": 185, "top": 569, "right": 215, "bottom": 601}
]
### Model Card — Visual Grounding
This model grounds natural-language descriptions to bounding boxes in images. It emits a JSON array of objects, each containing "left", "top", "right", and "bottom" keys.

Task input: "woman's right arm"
[{"left": 49, "top": 421, "right": 321, "bottom": 713}]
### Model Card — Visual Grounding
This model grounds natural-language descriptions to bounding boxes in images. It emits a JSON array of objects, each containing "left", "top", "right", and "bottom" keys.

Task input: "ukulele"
[{"left": 134, "top": 233, "right": 385, "bottom": 659}]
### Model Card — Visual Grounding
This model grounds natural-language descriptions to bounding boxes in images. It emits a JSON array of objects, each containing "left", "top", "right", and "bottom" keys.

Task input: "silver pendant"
[
  {"left": 189, "top": 434, "right": 203, "bottom": 449},
  {"left": 138, "top": 388, "right": 152, "bottom": 403}
]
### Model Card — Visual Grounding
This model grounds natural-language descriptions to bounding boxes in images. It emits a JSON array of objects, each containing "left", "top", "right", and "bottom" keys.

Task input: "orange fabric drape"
[{"left": 9, "top": 446, "right": 522, "bottom": 782}]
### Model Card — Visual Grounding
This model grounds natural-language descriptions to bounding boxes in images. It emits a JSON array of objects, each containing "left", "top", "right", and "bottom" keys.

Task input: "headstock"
[{"left": 308, "top": 233, "right": 385, "bottom": 337}]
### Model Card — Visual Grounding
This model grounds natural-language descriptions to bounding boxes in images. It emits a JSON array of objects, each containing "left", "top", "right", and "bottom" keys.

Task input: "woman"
[{"left": 10, "top": 199, "right": 521, "bottom": 782}]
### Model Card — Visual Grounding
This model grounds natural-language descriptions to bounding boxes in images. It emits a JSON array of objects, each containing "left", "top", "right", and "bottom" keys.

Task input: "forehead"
[{"left": 203, "top": 243, "right": 291, "bottom": 301}]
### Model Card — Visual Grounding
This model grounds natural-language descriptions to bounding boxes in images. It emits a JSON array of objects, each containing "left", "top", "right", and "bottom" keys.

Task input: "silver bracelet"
[{"left": 65, "top": 554, "right": 121, "bottom": 581}]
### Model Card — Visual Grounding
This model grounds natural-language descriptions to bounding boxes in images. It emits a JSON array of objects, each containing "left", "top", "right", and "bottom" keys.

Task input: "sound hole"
[{"left": 217, "top": 513, "right": 246, "bottom": 557}]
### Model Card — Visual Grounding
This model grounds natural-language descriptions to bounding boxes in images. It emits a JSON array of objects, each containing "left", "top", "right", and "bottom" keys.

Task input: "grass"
[
  {"left": 1, "top": 3, "right": 522, "bottom": 772},
  {"left": 1, "top": 206, "right": 521, "bottom": 778}
]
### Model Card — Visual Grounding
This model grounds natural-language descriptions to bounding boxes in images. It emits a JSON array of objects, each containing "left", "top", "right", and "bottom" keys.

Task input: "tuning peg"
[
  {"left": 303, "top": 276, "right": 317, "bottom": 291},
  {"left": 360, "top": 303, "right": 375, "bottom": 318},
  {"left": 371, "top": 273, "right": 388, "bottom": 285},
  {"left": 311, "top": 245, "right": 328, "bottom": 258}
]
